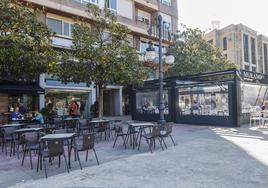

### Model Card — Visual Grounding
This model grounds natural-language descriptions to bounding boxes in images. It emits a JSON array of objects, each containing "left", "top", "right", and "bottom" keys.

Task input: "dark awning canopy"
[{"left": 0, "top": 84, "right": 44, "bottom": 94}]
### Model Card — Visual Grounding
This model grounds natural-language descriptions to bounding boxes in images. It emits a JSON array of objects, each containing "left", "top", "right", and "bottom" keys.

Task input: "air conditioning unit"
[{"left": 137, "top": 16, "right": 150, "bottom": 24}]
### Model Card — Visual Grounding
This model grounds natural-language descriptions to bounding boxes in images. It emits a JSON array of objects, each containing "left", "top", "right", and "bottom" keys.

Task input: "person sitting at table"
[
  {"left": 11, "top": 107, "right": 22, "bottom": 120},
  {"left": 32, "top": 110, "right": 44, "bottom": 125},
  {"left": 261, "top": 101, "right": 268, "bottom": 110}
]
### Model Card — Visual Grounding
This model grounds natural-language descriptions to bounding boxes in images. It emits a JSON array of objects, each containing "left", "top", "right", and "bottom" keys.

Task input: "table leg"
[{"left": 68, "top": 138, "right": 72, "bottom": 169}]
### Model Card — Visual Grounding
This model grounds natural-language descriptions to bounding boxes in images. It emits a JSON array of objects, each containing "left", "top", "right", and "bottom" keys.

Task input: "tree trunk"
[{"left": 98, "top": 83, "right": 103, "bottom": 118}]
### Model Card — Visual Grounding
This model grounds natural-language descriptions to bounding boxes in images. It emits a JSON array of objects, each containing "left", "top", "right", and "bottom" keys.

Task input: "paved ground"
[{"left": 1, "top": 123, "right": 268, "bottom": 188}]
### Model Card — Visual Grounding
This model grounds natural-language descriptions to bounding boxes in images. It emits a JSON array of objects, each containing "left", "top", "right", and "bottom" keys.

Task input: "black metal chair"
[
  {"left": 138, "top": 125, "right": 164, "bottom": 153},
  {"left": 38, "top": 139, "right": 69, "bottom": 178},
  {"left": 113, "top": 125, "right": 127, "bottom": 149},
  {"left": 21, "top": 132, "right": 40, "bottom": 169},
  {"left": 78, "top": 119, "right": 89, "bottom": 135},
  {"left": 97, "top": 122, "right": 110, "bottom": 141},
  {"left": 1, "top": 127, "right": 18, "bottom": 156},
  {"left": 160, "top": 123, "right": 176, "bottom": 148},
  {"left": 74, "top": 133, "right": 99, "bottom": 168}
]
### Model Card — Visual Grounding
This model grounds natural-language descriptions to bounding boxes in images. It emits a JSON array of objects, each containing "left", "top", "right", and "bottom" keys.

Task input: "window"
[
  {"left": 161, "top": 0, "right": 171, "bottom": 6},
  {"left": 136, "top": 90, "right": 169, "bottom": 115},
  {"left": 251, "top": 37, "right": 256, "bottom": 64},
  {"left": 140, "top": 41, "right": 149, "bottom": 53},
  {"left": 243, "top": 34, "right": 249, "bottom": 62},
  {"left": 47, "top": 18, "right": 62, "bottom": 35},
  {"left": 47, "top": 18, "right": 73, "bottom": 37},
  {"left": 241, "top": 83, "right": 268, "bottom": 114},
  {"left": 264, "top": 43, "right": 268, "bottom": 73},
  {"left": 252, "top": 66, "right": 256, "bottom": 72},
  {"left": 223, "top": 37, "right": 227, "bottom": 50},
  {"left": 136, "top": 10, "right": 151, "bottom": 24},
  {"left": 178, "top": 84, "right": 229, "bottom": 116},
  {"left": 107, "top": 0, "right": 117, "bottom": 11}
]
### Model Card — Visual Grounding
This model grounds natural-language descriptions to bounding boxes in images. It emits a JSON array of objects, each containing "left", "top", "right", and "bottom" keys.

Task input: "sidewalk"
[{"left": 4, "top": 124, "right": 268, "bottom": 188}]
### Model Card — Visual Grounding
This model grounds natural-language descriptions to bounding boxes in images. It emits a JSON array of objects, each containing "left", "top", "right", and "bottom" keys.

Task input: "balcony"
[
  {"left": 52, "top": 36, "right": 73, "bottom": 49},
  {"left": 134, "top": 0, "right": 158, "bottom": 12}
]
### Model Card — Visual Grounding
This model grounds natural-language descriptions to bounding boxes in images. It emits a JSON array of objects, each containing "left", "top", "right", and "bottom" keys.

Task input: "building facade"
[
  {"left": 19, "top": 0, "right": 179, "bottom": 117},
  {"left": 205, "top": 24, "right": 268, "bottom": 74}
]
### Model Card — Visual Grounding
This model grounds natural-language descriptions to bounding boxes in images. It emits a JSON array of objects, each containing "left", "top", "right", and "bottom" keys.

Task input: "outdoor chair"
[
  {"left": 138, "top": 125, "right": 164, "bottom": 153},
  {"left": 38, "top": 139, "right": 69, "bottom": 178},
  {"left": 1, "top": 126, "right": 18, "bottom": 156},
  {"left": 262, "top": 111, "right": 268, "bottom": 127},
  {"left": 54, "top": 118, "right": 64, "bottom": 129},
  {"left": 97, "top": 122, "right": 110, "bottom": 141},
  {"left": 113, "top": 124, "right": 128, "bottom": 149},
  {"left": 74, "top": 133, "right": 99, "bottom": 168},
  {"left": 78, "top": 119, "right": 90, "bottom": 135},
  {"left": 64, "top": 119, "right": 78, "bottom": 133},
  {"left": 160, "top": 123, "right": 176, "bottom": 149},
  {"left": 44, "top": 127, "right": 55, "bottom": 135},
  {"left": 21, "top": 132, "right": 40, "bottom": 169},
  {"left": 249, "top": 110, "right": 262, "bottom": 127}
]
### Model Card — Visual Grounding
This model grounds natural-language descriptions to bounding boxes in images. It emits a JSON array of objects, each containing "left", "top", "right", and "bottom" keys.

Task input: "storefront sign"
[{"left": 241, "top": 70, "right": 264, "bottom": 81}]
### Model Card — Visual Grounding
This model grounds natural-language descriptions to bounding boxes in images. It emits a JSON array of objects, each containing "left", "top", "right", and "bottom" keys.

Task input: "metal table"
[{"left": 126, "top": 122, "right": 155, "bottom": 149}]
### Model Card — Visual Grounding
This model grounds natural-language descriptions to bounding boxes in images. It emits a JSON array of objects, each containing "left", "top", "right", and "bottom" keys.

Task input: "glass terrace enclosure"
[{"left": 131, "top": 69, "right": 268, "bottom": 127}]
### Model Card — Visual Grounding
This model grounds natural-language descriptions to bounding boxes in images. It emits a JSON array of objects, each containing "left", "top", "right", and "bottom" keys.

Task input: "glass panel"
[
  {"left": 45, "top": 92, "right": 89, "bottom": 116},
  {"left": 136, "top": 90, "right": 169, "bottom": 114},
  {"left": 47, "top": 18, "right": 62, "bottom": 35},
  {"left": 251, "top": 38, "right": 256, "bottom": 64},
  {"left": 8, "top": 94, "right": 34, "bottom": 113},
  {"left": 63, "top": 22, "right": 70, "bottom": 36},
  {"left": 108, "top": 0, "right": 117, "bottom": 10},
  {"left": 178, "top": 84, "right": 229, "bottom": 116},
  {"left": 243, "top": 34, "right": 249, "bottom": 62},
  {"left": 241, "top": 83, "right": 268, "bottom": 113},
  {"left": 140, "top": 41, "right": 148, "bottom": 53}
]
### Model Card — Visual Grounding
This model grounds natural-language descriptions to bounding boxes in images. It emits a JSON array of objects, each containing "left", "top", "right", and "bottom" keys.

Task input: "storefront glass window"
[
  {"left": 136, "top": 90, "right": 169, "bottom": 114},
  {"left": 45, "top": 91, "right": 89, "bottom": 117},
  {"left": 241, "top": 83, "right": 268, "bottom": 114},
  {"left": 8, "top": 94, "right": 35, "bottom": 112},
  {"left": 178, "top": 84, "right": 229, "bottom": 116}
]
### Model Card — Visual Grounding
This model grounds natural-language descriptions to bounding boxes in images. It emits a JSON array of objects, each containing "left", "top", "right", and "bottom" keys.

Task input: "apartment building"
[
  {"left": 21, "top": 0, "right": 179, "bottom": 117},
  {"left": 205, "top": 24, "right": 268, "bottom": 74}
]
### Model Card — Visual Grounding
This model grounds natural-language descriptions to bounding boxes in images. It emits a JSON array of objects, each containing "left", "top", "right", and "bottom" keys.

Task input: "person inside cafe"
[
  {"left": 261, "top": 101, "right": 268, "bottom": 110},
  {"left": 19, "top": 103, "right": 27, "bottom": 115},
  {"left": 32, "top": 110, "right": 44, "bottom": 125},
  {"left": 69, "top": 101, "right": 78, "bottom": 116},
  {"left": 11, "top": 107, "right": 22, "bottom": 120}
]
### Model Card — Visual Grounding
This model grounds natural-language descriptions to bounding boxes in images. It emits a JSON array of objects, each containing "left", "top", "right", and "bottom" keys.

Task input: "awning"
[{"left": 0, "top": 84, "right": 45, "bottom": 94}]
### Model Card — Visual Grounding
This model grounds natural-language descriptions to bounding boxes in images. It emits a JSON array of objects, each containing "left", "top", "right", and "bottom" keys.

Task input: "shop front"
[
  {"left": 131, "top": 69, "right": 267, "bottom": 127},
  {"left": 0, "top": 81, "right": 44, "bottom": 123},
  {"left": 41, "top": 75, "right": 93, "bottom": 118}
]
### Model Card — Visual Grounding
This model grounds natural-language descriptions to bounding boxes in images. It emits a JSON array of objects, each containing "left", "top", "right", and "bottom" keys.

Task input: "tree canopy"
[
  {"left": 54, "top": 4, "right": 150, "bottom": 117},
  {"left": 0, "top": 0, "right": 55, "bottom": 81},
  {"left": 166, "top": 26, "right": 236, "bottom": 77}
]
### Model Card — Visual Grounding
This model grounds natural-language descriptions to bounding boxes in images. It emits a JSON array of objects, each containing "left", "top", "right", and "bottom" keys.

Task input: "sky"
[{"left": 178, "top": 0, "right": 268, "bottom": 35}]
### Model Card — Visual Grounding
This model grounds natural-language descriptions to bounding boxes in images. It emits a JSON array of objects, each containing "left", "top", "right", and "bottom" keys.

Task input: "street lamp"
[{"left": 144, "top": 14, "right": 175, "bottom": 128}]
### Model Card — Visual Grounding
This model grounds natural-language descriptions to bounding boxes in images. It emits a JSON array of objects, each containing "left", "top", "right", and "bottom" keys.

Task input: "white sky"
[{"left": 178, "top": 0, "right": 268, "bottom": 35}]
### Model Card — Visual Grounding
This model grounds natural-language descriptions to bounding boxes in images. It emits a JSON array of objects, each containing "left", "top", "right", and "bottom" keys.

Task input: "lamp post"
[{"left": 144, "top": 15, "right": 174, "bottom": 128}]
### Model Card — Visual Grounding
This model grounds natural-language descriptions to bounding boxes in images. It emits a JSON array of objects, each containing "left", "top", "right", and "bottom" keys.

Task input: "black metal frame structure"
[{"left": 131, "top": 69, "right": 268, "bottom": 127}]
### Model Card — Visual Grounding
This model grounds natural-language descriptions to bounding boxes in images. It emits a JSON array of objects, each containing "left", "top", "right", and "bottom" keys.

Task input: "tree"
[
  {"left": 55, "top": 4, "right": 149, "bottom": 118},
  {"left": 0, "top": 0, "right": 56, "bottom": 81},
  {"left": 166, "top": 26, "right": 236, "bottom": 77}
]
